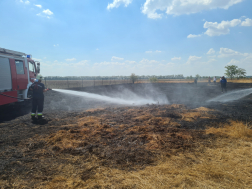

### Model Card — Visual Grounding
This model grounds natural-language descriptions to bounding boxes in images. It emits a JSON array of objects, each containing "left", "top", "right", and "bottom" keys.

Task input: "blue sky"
[{"left": 0, "top": 0, "right": 252, "bottom": 76}]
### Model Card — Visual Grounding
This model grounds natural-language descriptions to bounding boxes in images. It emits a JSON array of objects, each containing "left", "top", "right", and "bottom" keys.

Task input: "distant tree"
[
  {"left": 195, "top": 74, "right": 200, "bottom": 79},
  {"left": 225, "top": 65, "right": 238, "bottom": 80},
  {"left": 149, "top": 76, "right": 157, "bottom": 83},
  {"left": 236, "top": 68, "right": 246, "bottom": 78},
  {"left": 225, "top": 65, "right": 246, "bottom": 80},
  {"left": 130, "top": 73, "right": 138, "bottom": 84},
  {"left": 189, "top": 75, "right": 193, "bottom": 79}
]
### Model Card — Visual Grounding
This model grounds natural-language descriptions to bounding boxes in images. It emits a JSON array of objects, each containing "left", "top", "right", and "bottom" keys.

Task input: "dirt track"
[{"left": 0, "top": 82, "right": 252, "bottom": 188}]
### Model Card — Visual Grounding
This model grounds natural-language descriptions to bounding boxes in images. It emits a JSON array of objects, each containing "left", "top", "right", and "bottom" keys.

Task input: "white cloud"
[
  {"left": 96, "top": 48, "right": 99, "bottom": 51},
  {"left": 204, "top": 19, "right": 241, "bottom": 36},
  {"left": 241, "top": 18, "right": 252, "bottom": 26},
  {"left": 186, "top": 56, "right": 215, "bottom": 66},
  {"left": 35, "top": 4, "right": 42, "bottom": 8},
  {"left": 227, "top": 54, "right": 252, "bottom": 71},
  {"left": 207, "top": 48, "right": 215, "bottom": 55},
  {"left": 74, "top": 60, "right": 89, "bottom": 66},
  {"left": 141, "top": 0, "right": 244, "bottom": 19},
  {"left": 125, "top": 60, "right": 136, "bottom": 64},
  {"left": 20, "top": 0, "right": 30, "bottom": 4},
  {"left": 187, "top": 34, "right": 201, "bottom": 38},
  {"left": 171, "top": 57, "right": 181, "bottom": 61},
  {"left": 42, "top": 48, "right": 252, "bottom": 76},
  {"left": 139, "top": 58, "right": 159, "bottom": 65},
  {"left": 227, "top": 59, "right": 240, "bottom": 65},
  {"left": 189, "top": 17, "right": 252, "bottom": 38},
  {"left": 111, "top": 56, "right": 124, "bottom": 61},
  {"left": 37, "top": 9, "right": 54, "bottom": 19},
  {"left": 53, "top": 44, "right": 59, "bottom": 47},
  {"left": 186, "top": 56, "right": 202, "bottom": 65},
  {"left": 66, "top": 58, "right": 77, "bottom": 61},
  {"left": 43, "top": 9, "right": 53, "bottom": 15},
  {"left": 227, "top": 55, "right": 252, "bottom": 65},
  {"left": 218, "top": 48, "right": 249, "bottom": 58},
  {"left": 155, "top": 50, "right": 162, "bottom": 53},
  {"left": 107, "top": 0, "right": 132, "bottom": 10}
]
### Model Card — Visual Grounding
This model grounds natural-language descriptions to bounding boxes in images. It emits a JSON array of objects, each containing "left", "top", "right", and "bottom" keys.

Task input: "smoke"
[
  {"left": 47, "top": 84, "right": 251, "bottom": 112},
  {"left": 98, "top": 84, "right": 169, "bottom": 104},
  {"left": 207, "top": 88, "right": 252, "bottom": 103},
  {"left": 53, "top": 88, "right": 169, "bottom": 106}
]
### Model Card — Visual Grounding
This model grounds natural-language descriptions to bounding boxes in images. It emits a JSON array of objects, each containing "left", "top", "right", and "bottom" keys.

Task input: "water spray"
[
  {"left": 207, "top": 88, "right": 252, "bottom": 103},
  {"left": 53, "top": 89, "right": 169, "bottom": 106}
]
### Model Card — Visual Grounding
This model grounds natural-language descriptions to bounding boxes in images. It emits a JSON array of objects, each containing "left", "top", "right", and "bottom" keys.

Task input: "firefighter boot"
[
  {"left": 37, "top": 115, "right": 45, "bottom": 120},
  {"left": 31, "top": 113, "right": 36, "bottom": 120}
]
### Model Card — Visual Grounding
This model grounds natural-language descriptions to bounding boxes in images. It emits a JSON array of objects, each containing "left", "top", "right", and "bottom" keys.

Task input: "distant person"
[
  {"left": 194, "top": 78, "right": 198, "bottom": 85},
  {"left": 220, "top": 76, "right": 227, "bottom": 93},
  {"left": 213, "top": 77, "right": 216, "bottom": 84},
  {"left": 208, "top": 76, "right": 211, "bottom": 83},
  {"left": 30, "top": 75, "right": 48, "bottom": 120}
]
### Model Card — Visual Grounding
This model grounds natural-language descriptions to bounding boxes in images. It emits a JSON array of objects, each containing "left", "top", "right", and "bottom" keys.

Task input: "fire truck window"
[
  {"left": 29, "top": 62, "right": 34, "bottom": 72},
  {"left": 15, "top": 60, "right": 25, "bottom": 74}
]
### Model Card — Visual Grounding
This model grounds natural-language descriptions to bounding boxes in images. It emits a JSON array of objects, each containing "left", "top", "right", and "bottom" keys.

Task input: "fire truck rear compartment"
[{"left": 0, "top": 57, "right": 12, "bottom": 92}]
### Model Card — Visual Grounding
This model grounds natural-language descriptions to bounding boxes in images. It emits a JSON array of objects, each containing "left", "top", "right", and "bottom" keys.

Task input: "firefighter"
[
  {"left": 30, "top": 75, "right": 47, "bottom": 120},
  {"left": 208, "top": 76, "right": 211, "bottom": 83},
  {"left": 194, "top": 77, "right": 198, "bottom": 85},
  {"left": 213, "top": 76, "right": 216, "bottom": 84},
  {"left": 220, "top": 76, "right": 227, "bottom": 93}
]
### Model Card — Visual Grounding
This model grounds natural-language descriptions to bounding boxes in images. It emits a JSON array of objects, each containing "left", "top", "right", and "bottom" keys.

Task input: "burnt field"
[{"left": 0, "top": 82, "right": 252, "bottom": 188}]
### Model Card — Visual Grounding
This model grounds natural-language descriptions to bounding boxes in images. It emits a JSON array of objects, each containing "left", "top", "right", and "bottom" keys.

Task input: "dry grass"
[
  {"left": 1, "top": 107, "right": 252, "bottom": 189},
  {"left": 194, "top": 107, "right": 215, "bottom": 112},
  {"left": 181, "top": 107, "right": 215, "bottom": 122},
  {"left": 206, "top": 120, "right": 252, "bottom": 140},
  {"left": 45, "top": 114, "right": 252, "bottom": 189},
  {"left": 42, "top": 121, "right": 252, "bottom": 189},
  {"left": 229, "top": 79, "right": 252, "bottom": 83}
]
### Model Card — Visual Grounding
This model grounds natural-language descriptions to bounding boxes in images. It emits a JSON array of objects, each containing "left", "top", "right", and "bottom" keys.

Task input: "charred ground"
[{"left": 0, "top": 82, "right": 252, "bottom": 188}]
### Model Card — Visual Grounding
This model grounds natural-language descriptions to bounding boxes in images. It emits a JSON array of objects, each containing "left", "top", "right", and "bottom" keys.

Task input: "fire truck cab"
[{"left": 0, "top": 48, "right": 40, "bottom": 106}]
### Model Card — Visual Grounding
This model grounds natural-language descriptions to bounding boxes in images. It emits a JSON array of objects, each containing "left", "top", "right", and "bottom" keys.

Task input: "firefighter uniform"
[
  {"left": 31, "top": 81, "right": 45, "bottom": 119},
  {"left": 220, "top": 77, "right": 227, "bottom": 93}
]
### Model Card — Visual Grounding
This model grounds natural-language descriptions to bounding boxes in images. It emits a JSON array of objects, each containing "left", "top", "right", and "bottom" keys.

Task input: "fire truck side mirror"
[{"left": 37, "top": 62, "right": 40, "bottom": 73}]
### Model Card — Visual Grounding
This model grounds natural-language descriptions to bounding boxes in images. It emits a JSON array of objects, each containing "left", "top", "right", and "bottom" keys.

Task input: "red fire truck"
[{"left": 0, "top": 48, "right": 40, "bottom": 106}]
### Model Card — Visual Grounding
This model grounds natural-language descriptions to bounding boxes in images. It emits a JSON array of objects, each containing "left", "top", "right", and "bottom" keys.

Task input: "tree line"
[
  {"left": 45, "top": 75, "right": 185, "bottom": 80},
  {"left": 45, "top": 65, "right": 248, "bottom": 81}
]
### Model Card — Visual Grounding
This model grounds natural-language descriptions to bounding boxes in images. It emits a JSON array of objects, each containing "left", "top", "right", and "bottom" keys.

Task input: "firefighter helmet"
[{"left": 36, "top": 74, "right": 43, "bottom": 81}]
